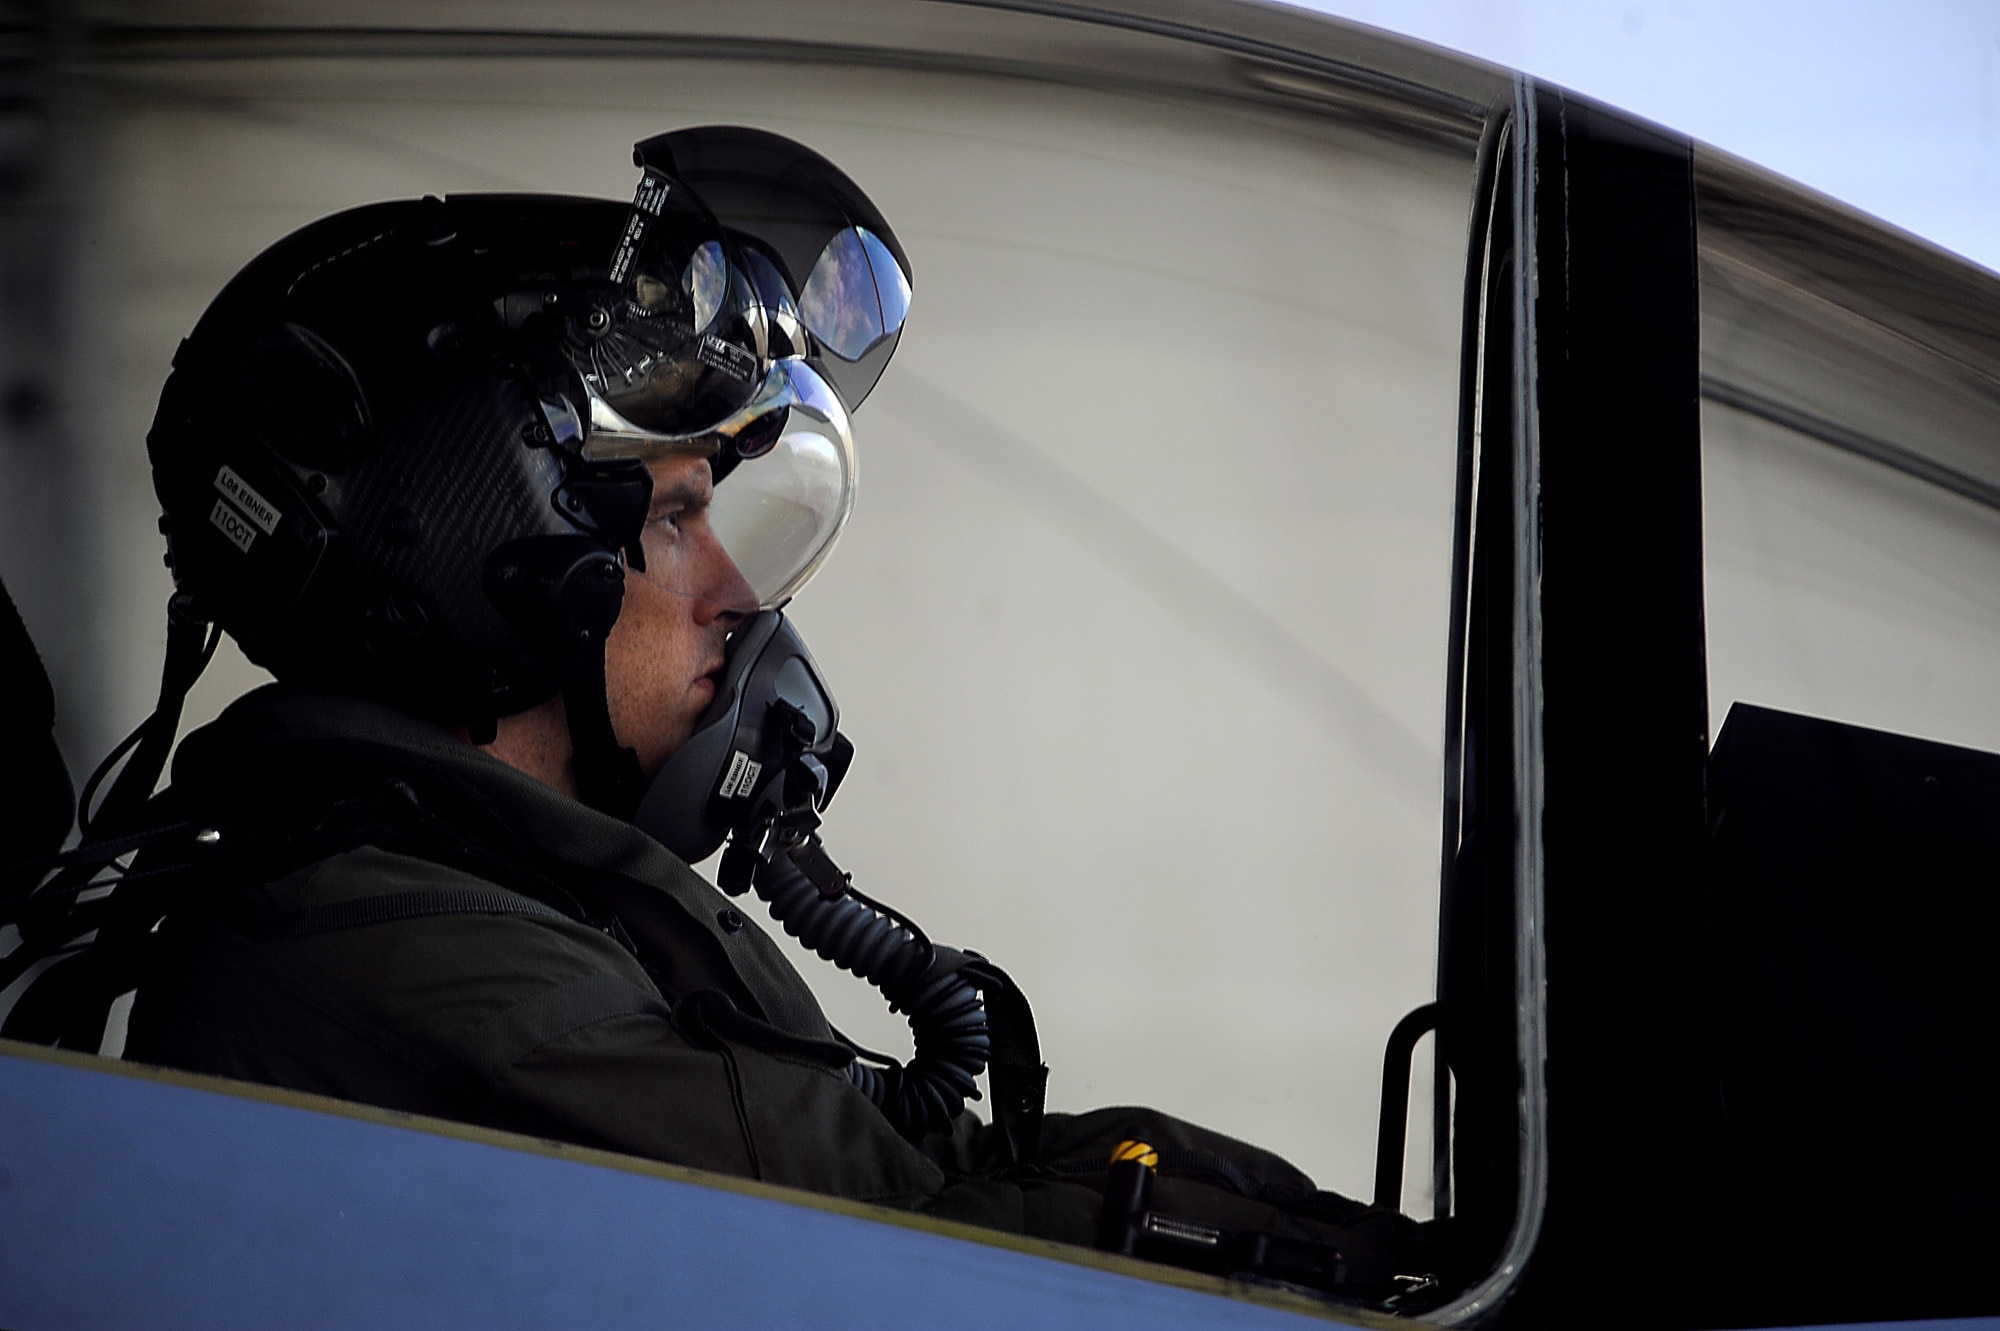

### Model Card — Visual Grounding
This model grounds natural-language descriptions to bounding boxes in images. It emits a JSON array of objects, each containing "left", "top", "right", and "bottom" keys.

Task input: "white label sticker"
[
  {"left": 718, "top": 750, "right": 750, "bottom": 799},
  {"left": 209, "top": 498, "right": 257, "bottom": 553},
  {"left": 718, "top": 751, "right": 765, "bottom": 800},
  {"left": 608, "top": 174, "right": 672, "bottom": 284},
  {"left": 214, "top": 465, "right": 282, "bottom": 534},
  {"left": 696, "top": 334, "right": 758, "bottom": 383}
]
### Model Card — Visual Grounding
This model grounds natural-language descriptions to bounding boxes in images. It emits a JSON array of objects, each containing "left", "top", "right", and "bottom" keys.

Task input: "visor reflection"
[
  {"left": 798, "top": 226, "right": 911, "bottom": 362},
  {"left": 687, "top": 240, "right": 727, "bottom": 334},
  {"left": 705, "top": 361, "right": 855, "bottom": 607}
]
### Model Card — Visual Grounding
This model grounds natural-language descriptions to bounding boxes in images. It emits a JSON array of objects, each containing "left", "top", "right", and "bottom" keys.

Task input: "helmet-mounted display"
[{"left": 144, "top": 126, "right": 912, "bottom": 818}]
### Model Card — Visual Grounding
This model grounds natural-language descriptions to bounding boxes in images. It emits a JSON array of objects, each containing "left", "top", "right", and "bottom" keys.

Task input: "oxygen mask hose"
[
  {"left": 635, "top": 609, "right": 1040, "bottom": 1147},
  {"left": 749, "top": 842, "right": 989, "bottom": 1140}
]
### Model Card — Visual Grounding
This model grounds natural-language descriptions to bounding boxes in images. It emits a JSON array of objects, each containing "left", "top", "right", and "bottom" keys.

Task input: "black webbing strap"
[
  {"left": 0, "top": 820, "right": 201, "bottom": 907},
  {"left": 560, "top": 638, "right": 646, "bottom": 820},
  {"left": 960, "top": 956, "right": 1049, "bottom": 1167},
  {"left": 86, "top": 611, "right": 217, "bottom": 838}
]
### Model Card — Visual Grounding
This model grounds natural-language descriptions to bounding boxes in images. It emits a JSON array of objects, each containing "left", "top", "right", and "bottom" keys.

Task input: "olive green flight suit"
[{"left": 128, "top": 686, "right": 1425, "bottom": 1288}]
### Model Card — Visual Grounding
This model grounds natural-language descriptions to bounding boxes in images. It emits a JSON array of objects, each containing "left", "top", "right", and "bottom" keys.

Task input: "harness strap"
[
  {"left": 560, "top": 625, "right": 645, "bottom": 821},
  {"left": 84, "top": 610, "right": 217, "bottom": 838},
  {"left": 955, "top": 954, "right": 1049, "bottom": 1166},
  {"left": 0, "top": 821, "right": 202, "bottom": 901}
]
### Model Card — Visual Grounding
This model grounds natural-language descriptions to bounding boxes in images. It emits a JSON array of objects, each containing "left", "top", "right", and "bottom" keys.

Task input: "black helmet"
[{"left": 145, "top": 126, "right": 911, "bottom": 815}]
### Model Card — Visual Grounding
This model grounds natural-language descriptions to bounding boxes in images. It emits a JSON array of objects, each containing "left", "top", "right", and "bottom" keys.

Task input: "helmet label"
[
  {"left": 608, "top": 170, "right": 672, "bottom": 285},
  {"left": 214, "top": 465, "right": 282, "bottom": 535},
  {"left": 718, "top": 750, "right": 763, "bottom": 800},
  {"left": 208, "top": 498, "right": 258, "bottom": 554},
  {"left": 696, "top": 334, "right": 758, "bottom": 384}
]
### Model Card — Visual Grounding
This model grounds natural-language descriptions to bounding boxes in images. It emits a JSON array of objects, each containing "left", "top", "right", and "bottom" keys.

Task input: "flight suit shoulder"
[{"left": 239, "top": 843, "right": 658, "bottom": 1039}]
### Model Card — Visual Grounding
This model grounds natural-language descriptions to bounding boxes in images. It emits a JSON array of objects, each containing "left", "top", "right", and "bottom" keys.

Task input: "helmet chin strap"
[
  {"left": 488, "top": 442, "right": 740, "bottom": 822},
  {"left": 560, "top": 624, "right": 646, "bottom": 820},
  {"left": 485, "top": 531, "right": 649, "bottom": 821}
]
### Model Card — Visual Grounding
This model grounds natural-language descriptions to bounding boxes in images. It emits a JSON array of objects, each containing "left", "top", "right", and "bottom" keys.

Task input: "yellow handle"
[{"left": 1109, "top": 1139, "right": 1159, "bottom": 1169}]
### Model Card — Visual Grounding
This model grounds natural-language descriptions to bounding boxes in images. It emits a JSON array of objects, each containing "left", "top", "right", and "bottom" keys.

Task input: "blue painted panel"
[
  {"left": 1748, "top": 1323, "right": 2000, "bottom": 1331},
  {"left": 0, "top": 1048, "right": 1340, "bottom": 1331}
]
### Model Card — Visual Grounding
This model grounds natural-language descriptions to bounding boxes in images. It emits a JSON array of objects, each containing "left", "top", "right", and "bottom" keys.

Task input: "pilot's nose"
[{"left": 693, "top": 529, "right": 758, "bottom": 627}]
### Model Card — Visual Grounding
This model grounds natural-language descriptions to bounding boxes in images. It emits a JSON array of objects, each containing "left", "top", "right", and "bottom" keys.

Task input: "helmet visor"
[
  {"left": 587, "top": 358, "right": 854, "bottom": 608},
  {"left": 704, "top": 360, "right": 855, "bottom": 607},
  {"left": 635, "top": 126, "right": 913, "bottom": 412}
]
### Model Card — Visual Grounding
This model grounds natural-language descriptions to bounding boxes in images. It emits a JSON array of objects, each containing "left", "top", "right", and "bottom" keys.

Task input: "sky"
[{"left": 1286, "top": 1, "right": 2000, "bottom": 275}]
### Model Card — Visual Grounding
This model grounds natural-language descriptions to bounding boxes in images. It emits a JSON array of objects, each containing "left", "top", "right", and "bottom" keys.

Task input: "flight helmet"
[{"left": 145, "top": 126, "right": 911, "bottom": 816}]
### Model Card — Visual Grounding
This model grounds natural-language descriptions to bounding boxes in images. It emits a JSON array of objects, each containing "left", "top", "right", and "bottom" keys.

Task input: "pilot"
[{"left": 111, "top": 127, "right": 1435, "bottom": 1301}]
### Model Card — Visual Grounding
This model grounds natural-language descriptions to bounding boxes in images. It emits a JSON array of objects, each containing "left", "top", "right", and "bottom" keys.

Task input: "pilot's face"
[{"left": 605, "top": 453, "right": 759, "bottom": 776}]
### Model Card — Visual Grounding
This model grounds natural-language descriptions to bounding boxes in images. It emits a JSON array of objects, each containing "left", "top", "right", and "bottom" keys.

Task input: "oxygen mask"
[
  {"left": 634, "top": 611, "right": 1044, "bottom": 1155},
  {"left": 634, "top": 609, "right": 848, "bottom": 872}
]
